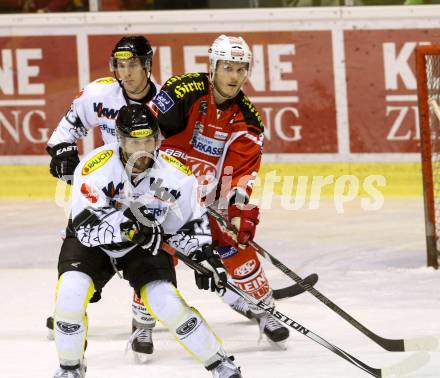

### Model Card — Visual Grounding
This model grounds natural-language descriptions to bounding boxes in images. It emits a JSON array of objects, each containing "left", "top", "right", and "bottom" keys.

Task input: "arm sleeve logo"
[{"left": 153, "top": 90, "right": 175, "bottom": 113}]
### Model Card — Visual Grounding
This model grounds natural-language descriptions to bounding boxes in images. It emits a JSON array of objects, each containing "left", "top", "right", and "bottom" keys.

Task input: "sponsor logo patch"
[
  {"left": 217, "top": 246, "right": 238, "bottom": 259},
  {"left": 56, "top": 145, "right": 77, "bottom": 156},
  {"left": 187, "top": 156, "right": 217, "bottom": 177},
  {"left": 176, "top": 317, "right": 198, "bottom": 335},
  {"left": 191, "top": 133, "right": 225, "bottom": 157},
  {"left": 80, "top": 183, "right": 99, "bottom": 204},
  {"left": 199, "top": 100, "right": 208, "bottom": 115},
  {"left": 163, "top": 148, "right": 187, "bottom": 160},
  {"left": 234, "top": 267, "right": 270, "bottom": 299},
  {"left": 153, "top": 90, "right": 175, "bottom": 113},
  {"left": 162, "top": 154, "right": 192, "bottom": 176},
  {"left": 164, "top": 73, "right": 201, "bottom": 87},
  {"left": 94, "top": 102, "right": 119, "bottom": 119},
  {"left": 95, "top": 77, "right": 116, "bottom": 85},
  {"left": 214, "top": 130, "right": 228, "bottom": 140},
  {"left": 130, "top": 129, "right": 153, "bottom": 138},
  {"left": 113, "top": 51, "right": 133, "bottom": 59},
  {"left": 234, "top": 259, "right": 257, "bottom": 277},
  {"left": 82, "top": 149, "right": 113, "bottom": 176},
  {"left": 174, "top": 80, "right": 205, "bottom": 99},
  {"left": 56, "top": 321, "right": 81, "bottom": 334},
  {"left": 194, "top": 121, "right": 204, "bottom": 133}
]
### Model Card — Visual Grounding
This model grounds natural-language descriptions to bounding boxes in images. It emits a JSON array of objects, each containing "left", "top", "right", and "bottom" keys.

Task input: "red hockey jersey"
[{"left": 153, "top": 72, "right": 264, "bottom": 204}]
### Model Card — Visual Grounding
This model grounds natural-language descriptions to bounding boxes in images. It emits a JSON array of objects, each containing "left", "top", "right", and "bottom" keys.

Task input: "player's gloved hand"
[
  {"left": 167, "top": 233, "right": 226, "bottom": 292},
  {"left": 123, "top": 207, "right": 164, "bottom": 256},
  {"left": 46, "top": 142, "right": 80, "bottom": 185},
  {"left": 167, "top": 233, "right": 201, "bottom": 256},
  {"left": 227, "top": 203, "right": 260, "bottom": 248},
  {"left": 193, "top": 245, "right": 227, "bottom": 295}
]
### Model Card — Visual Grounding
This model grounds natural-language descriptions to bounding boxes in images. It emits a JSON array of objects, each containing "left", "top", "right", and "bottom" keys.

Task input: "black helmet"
[
  {"left": 116, "top": 104, "right": 158, "bottom": 139},
  {"left": 110, "top": 36, "right": 153, "bottom": 72}
]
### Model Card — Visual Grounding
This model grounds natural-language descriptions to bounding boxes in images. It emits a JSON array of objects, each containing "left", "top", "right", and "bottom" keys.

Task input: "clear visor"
[
  {"left": 109, "top": 56, "right": 151, "bottom": 72},
  {"left": 118, "top": 132, "right": 160, "bottom": 174},
  {"left": 216, "top": 60, "right": 250, "bottom": 78},
  {"left": 117, "top": 133, "right": 159, "bottom": 156}
]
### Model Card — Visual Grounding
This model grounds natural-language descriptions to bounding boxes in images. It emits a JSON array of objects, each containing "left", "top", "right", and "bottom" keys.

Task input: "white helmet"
[{"left": 208, "top": 35, "right": 252, "bottom": 81}]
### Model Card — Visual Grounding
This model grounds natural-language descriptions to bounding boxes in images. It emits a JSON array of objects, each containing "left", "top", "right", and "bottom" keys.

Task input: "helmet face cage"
[
  {"left": 109, "top": 36, "right": 153, "bottom": 74},
  {"left": 208, "top": 35, "right": 252, "bottom": 82}
]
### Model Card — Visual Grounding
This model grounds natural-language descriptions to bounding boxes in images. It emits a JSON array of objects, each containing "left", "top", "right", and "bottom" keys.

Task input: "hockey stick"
[
  {"left": 207, "top": 207, "right": 439, "bottom": 352},
  {"left": 161, "top": 243, "right": 430, "bottom": 378},
  {"left": 272, "top": 273, "right": 318, "bottom": 300}
]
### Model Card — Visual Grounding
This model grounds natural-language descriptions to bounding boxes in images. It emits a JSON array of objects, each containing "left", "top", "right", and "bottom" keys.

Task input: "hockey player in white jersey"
[
  {"left": 47, "top": 35, "right": 157, "bottom": 182},
  {"left": 46, "top": 35, "right": 159, "bottom": 357},
  {"left": 52, "top": 103, "right": 243, "bottom": 378}
]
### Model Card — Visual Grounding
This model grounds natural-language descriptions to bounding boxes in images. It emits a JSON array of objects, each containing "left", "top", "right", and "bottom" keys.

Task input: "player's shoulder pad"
[
  {"left": 160, "top": 153, "right": 192, "bottom": 176},
  {"left": 94, "top": 77, "right": 118, "bottom": 85},
  {"left": 84, "top": 77, "right": 119, "bottom": 96},
  {"left": 154, "top": 73, "right": 208, "bottom": 113},
  {"left": 80, "top": 145, "right": 116, "bottom": 176},
  {"left": 237, "top": 92, "right": 265, "bottom": 135}
]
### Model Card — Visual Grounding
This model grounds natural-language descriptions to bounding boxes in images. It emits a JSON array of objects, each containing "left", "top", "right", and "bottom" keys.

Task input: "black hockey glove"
[
  {"left": 123, "top": 207, "right": 164, "bottom": 256},
  {"left": 166, "top": 233, "right": 227, "bottom": 293},
  {"left": 193, "top": 245, "right": 227, "bottom": 294},
  {"left": 46, "top": 142, "right": 80, "bottom": 185}
]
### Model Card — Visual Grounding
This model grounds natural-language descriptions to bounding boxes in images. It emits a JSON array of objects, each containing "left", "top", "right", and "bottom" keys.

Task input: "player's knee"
[
  {"left": 55, "top": 271, "right": 94, "bottom": 317},
  {"left": 141, "top": 280, "right": 189, "bottom": 324}
]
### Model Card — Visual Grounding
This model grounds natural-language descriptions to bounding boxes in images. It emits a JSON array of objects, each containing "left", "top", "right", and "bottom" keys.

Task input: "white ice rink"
[{"left": 1, "top": 198, "right": 439, "bottom": 378}]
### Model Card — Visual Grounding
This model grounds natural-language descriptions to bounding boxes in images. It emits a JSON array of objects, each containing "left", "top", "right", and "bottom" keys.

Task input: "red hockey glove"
[{"left": 228, "top": 203, "right": 260, "bottom": 247}]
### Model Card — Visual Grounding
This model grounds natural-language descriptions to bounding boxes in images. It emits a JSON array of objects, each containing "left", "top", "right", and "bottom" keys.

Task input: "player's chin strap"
[
  {"left": 206, "top": 206, "right": 439, "bottom": 354},
  {"left": 160, "top": 241, "right": 430, "bottom": 378}
]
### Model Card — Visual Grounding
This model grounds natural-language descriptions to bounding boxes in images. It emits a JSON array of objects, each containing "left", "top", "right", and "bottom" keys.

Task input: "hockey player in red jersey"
[{"left": 150, "top": 34, "right": 290, "bottom": 343}]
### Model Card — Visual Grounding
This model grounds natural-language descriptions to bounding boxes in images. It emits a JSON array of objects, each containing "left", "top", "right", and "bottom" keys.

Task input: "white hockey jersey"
[
  {"left": 48, "top": 77, "right": 157, "bottom": 147},
  {"left": 71, "top": 143, "right": 210, "bottom": 258}
]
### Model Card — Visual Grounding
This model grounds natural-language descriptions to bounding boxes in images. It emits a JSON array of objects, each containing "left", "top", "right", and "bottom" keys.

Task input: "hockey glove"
[
  {"left": 227, "top": 203, "right": 260, "bottom": 248},
  {"left": 123, "top": 207, "right": 164, "bottom": 256},
  {"left": 46, "top": 142, "right": 80, "bottom": 185},
  {"left": 193, "top": 246, "right": 227, "bottom": 294}
]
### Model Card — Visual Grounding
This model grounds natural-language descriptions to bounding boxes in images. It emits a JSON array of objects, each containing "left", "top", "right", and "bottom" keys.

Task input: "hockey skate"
[
  {"left": 53, "top": 363, "right": 86, "bottom": 378},
  {"left": 46, "top": 316, "right": 55, "bottom": 340},
  {"left": 126, "top": 320, "right": 154, "bottom": 363},
  {"left": 230, "top": 296, "right": 265, "bottom": 320},
  {"left": 258, "top": 314, "right": 290, "bottom": 343},
  {"left": 207, "top": 355, "right": 242, "bottom": 378}
]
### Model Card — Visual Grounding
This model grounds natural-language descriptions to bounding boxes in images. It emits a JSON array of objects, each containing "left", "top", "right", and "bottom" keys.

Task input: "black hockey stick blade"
[{"left": 272, "top": 273, "right": 319, "bottom": 300}]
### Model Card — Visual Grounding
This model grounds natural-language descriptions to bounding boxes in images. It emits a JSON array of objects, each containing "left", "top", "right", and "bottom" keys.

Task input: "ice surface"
[{"left": 0, "top": 198, "right": 438, "bottom": 377}]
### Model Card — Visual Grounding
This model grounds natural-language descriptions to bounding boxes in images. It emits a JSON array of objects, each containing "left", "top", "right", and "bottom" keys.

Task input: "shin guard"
[
  {"left": 54, "top": 271, "right": 94, "bottom": 367},
  {"left": 141, "top": 280, "right": 222, "bottom": 363}
]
